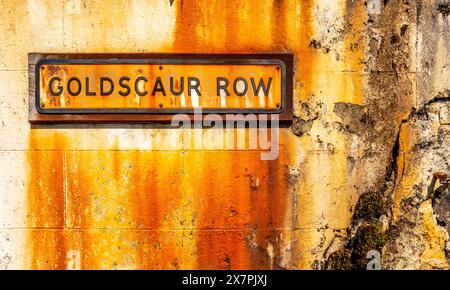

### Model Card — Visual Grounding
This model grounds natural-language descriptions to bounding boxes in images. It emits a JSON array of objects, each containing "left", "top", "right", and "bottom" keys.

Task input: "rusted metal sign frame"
[{"left": 29, "top": 53, "right": 294, "bottom": 124}]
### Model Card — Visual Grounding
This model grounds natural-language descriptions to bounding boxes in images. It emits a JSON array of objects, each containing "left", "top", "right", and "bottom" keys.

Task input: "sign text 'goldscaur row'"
[{"left": 47, "top": 75, "right": 273, "bottom": 98}]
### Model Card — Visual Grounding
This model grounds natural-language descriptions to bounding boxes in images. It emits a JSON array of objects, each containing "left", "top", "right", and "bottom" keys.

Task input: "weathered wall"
[{"left": 0, "top": 0, "right": 448, "bottom": 269}]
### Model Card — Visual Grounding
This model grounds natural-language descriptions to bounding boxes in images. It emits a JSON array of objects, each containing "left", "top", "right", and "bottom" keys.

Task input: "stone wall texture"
[{"left": 0, "top": 0, "right": 449, "bottom": 269}]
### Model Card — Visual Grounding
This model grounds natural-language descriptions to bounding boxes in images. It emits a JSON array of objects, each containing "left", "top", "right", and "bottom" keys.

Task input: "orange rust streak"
[
  {"left": 66, "top": 151, "right": 97, "bottom": 269},
  {"left": 189, "top": 148, "right": 290, "bottom": 269},
  {"left": 129, "top": 151, "right": 160, "bottom": 230},
  {"left": 27, "top": 131, "right": 67, "bottom": 269},
  {"left": 128, "top": 151, "right": 167, "bottom": 269},
  {"left": 271, "top": 0, "right": 288, "bottom": 49},
  {"left": 172, "top": 0, "right": 203, "bottom": 52},
  {"left": 253, "top": 149, "right": 290, "bottom": 269},
  {"left": 127, "top": 150, "right": 187, "bottom": 269},
  {"left": 191, "top": 151, "right": 251, "bottom": 269},
  {"left": 298, "top": 0, "right": 315, "bottom": 102}
]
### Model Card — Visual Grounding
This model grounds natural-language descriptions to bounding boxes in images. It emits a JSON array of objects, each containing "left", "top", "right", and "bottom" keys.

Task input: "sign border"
[{"left": 29, "top": 53, "right": 294, "bottom": 123}]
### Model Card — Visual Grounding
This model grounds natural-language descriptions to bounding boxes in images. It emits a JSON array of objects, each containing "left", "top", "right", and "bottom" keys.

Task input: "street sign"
[{"left": 29, "top": 54, "right": 293, "bottom": 123}]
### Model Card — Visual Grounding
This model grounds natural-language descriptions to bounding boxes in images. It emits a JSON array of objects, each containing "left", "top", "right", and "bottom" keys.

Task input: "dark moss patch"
[
  {"left": 325, "top": 249, "right": 352, "bottom": 270},
  {"left": 353, "top": 191, "right": 383, "bottom": 221},
  {"left": 324, "top": 191, "right": 388, "bottom": 269},
  {"left": 351, "top": 222, "right": 388, "bottom": 269}
]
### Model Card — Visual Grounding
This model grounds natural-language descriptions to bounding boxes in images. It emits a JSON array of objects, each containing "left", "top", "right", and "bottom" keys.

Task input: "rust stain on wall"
[
  {"left": 24, "top": 0, "right": 368, "bottom": 270},
  {"left": 26, "top": 134, "right": 292, "bottom": 269},
  {"left": 298, "top": 0, "right": 314, "bottom": 102},
  {"left": 24, "top": 0, "right": 301, "bottom": 270},
  {"left": 172, "top": 0, "right": 203, "bottom": 52},
  {"left": 27, "top": 131, "right": 67, "bottom": 269},
  {"left": 190, "top": 148, "right": 291, "bottom": 269},
  {"left": 271, "top": 0, "right": 288, "bottom": 49}
]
